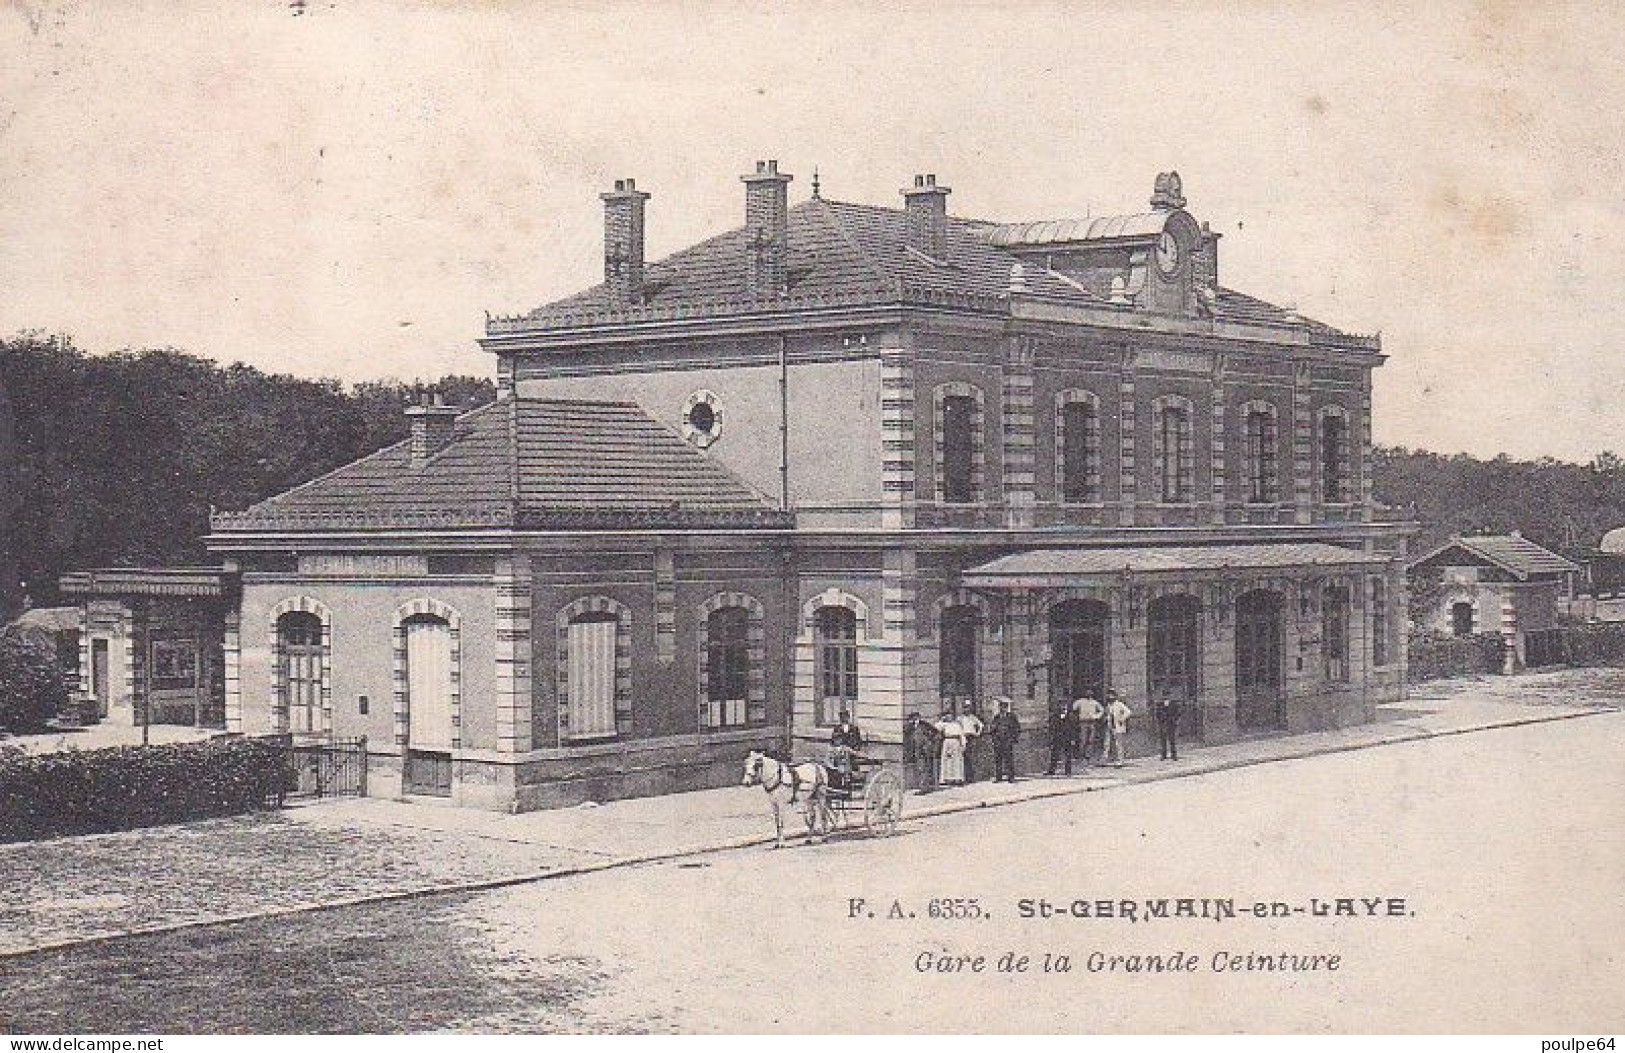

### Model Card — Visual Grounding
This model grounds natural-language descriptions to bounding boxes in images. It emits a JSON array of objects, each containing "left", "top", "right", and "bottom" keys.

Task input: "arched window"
[
  {"left": 1057, "top": 392, "right": 1102, "bottom": 504},
  {"left": 1243, "top": 403, "right": 1279, "bottom": 504},
  {"left": 1451, "top": 600, "right": 1475, "bottom": 637},
  {"left": 816, "top": 606, "right": 859, "bottom": 726},
  {"left": 705, "top": 606, "right": 750, "bottom": 728},
  {"left": 1153, "top": 396, "right": 1195, "bottom": 504},
  {"left": 1323, "top": 584, "right": 1351, "bottom": 681},
  {"left": 941, "top": 395, "right": 977, "bottom": 504},
  {"left": 276, "top": 611, "right": 324, "bottom": 735},
  {"left": 939, "top": 605, "right": 980, "bottom": 707},
  {"left": 1320, "top": 410, "right": 1350, "bottom": 503}
]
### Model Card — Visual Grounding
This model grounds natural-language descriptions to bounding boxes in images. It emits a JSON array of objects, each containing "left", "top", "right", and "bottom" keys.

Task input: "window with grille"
[
  {"left": 1322, "top": 585, "right": 1350, "bottom": 682},
  {"left": 705, "top": 606, "right": 750, "bottom": 728},
  {"left": 938, "top": 605, "right": 979, "bottom": 705},
  {"left": 1158, "top": 403, "right": 1194, "bottom": 503},
  {"left": 277, "top": 611, "right": 323, "bottom": 734},
  {"left": 1060, "top": 399, "right": 1100, "bottom": 503},
  {"left": 816, "top": 606, "right": 859, "bottom": 726},
  {"left": 1321, "top": 414, "right": 1349, "bottom": 503},
  {"left": 1245, "top": 408, "right": 1279, "bottom": 503},
  {"left": 941, "top": 395, "right": 977, "bottom": 504}
]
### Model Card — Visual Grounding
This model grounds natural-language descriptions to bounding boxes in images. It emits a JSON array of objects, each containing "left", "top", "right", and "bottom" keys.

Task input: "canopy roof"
[{"left": 963, "top": 543, "right": 1386, "bottom": 589}]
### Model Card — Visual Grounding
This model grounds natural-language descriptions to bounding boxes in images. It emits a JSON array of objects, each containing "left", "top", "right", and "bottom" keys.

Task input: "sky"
[{"left": 3, "top": 0, "right": 1624, "bottom": 461}]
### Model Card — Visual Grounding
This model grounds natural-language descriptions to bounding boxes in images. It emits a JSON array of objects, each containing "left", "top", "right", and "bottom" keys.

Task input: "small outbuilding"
[
  {"left": 1407, "top": 533, "right": 1578, "bottom": 671},
  {"left": 57, "top": 567, "right": 235, "bottom": 728}
]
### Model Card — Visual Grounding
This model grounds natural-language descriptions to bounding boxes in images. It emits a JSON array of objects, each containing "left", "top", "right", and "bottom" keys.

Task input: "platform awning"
[
  {"left": 962, "top": 543, "right": 1388, "bottom": 590},
  {"left": 59, "top": 567, "right": 235, "bottom": 599}
]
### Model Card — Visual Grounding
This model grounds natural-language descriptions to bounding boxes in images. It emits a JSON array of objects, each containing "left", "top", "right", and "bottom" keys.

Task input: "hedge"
[
  {"left": 1556, "top": 621, "right": 1625, "bottom": 667},
  {"left": 0, "top": 736, "right": 287, "bottom": 842},
  {"left": 0, "top": 624, "right": 67, "bottom": 733},
  {"left": 1407, "top": 632, "right": 1505, "bottom": 683}
]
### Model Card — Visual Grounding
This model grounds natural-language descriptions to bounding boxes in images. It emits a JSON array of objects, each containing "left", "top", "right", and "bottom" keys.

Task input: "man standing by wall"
[
  {"left": 989, "top": 697, "right": 1020, "bottom": 783},
  {"left": 1155, "top": 693, "right": 1181, "bottom": 761}
]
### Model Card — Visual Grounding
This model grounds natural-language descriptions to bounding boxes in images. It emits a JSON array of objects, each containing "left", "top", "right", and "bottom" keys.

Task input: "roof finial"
[{"left": 811, "top": 166, "right": 821, "bottom": 200}]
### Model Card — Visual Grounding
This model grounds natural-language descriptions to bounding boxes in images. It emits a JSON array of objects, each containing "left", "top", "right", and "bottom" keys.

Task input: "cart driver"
[{"left": 829, "top": 709, "right": 866, "bottom": 781}]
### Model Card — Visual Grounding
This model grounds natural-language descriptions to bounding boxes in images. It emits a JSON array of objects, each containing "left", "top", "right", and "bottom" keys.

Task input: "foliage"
[
  {"left": 0, "top": 736, "right": 288, "bottom": 842},
  {"left": 1556, "top": 622, "right": 1625, "bottom": 667},
  {"left": 1406, "top": 631, "right": 1505, "bottom": 683},
  {"left": 0, "top": 624, "right": 68, "bottom": 733},
  {"left": 0, "top": 333, "right": 494, "bottom": 606},
  {"left": 1373, "top": 445, "right": 1625, "bottom": 557}
]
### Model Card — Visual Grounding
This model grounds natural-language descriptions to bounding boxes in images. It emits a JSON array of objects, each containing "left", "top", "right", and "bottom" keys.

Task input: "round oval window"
[{"left": 682, "top": 390, "right": 724, "bottom": 449}]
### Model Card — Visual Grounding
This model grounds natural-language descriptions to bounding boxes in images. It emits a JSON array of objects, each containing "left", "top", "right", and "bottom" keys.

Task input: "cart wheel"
[{"left": 863, "top": 769, "right": 904, "bottom": 836}]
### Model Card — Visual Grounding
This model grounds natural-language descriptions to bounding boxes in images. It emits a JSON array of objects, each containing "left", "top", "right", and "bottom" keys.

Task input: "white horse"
[{"left": 742, "top": 750, "right": 831, "bottom": 848}]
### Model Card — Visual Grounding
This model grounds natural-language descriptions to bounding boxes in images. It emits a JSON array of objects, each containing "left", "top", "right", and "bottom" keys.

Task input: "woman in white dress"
[{"left": 935, "top": 712, "right": 967, "bottom": 784}]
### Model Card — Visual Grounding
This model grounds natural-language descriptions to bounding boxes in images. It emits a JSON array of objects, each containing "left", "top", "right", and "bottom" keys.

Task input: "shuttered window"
[
  {"left": 567, "top": 614, "right": 619, "bottom": 738},
  {"left": 406, "top": 615, "right": 454, "bottom": 751}
]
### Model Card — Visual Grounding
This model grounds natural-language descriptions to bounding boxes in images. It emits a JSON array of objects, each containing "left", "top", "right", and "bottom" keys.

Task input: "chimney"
[
  {"left": 901, "top": 173, "right": 951, "bottom": 259},
  {"left": 1192, "top": 221, "right": 1220, "bottom": 288},
  {"left": 406, "top": 392, "right": 459, "bottom": 464},
  {"left": 601, "top": 178, "right": 650, "bottom": 303},
  {"left": 741, "top": 160, "right": 792, "bottom": 296}
]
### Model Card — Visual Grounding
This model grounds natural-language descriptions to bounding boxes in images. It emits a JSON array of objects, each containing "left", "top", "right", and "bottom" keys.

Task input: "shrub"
[
  {"left": 1407, "top": 631, "right": 1505, "bottom": 682},
  {"left": 1557, "top": 622, "right": 1625, "bottom": 667},
  {"left": 0, "top": 736, "right": 287, "bottom": 842},
  {"left": 0, "top": 624, "right": 67, "bottom": 733}
]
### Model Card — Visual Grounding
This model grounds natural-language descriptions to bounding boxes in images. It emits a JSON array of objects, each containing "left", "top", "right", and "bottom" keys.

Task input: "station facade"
[{"left": 208, "top": 164, "right": 1412, "bottom": 810}]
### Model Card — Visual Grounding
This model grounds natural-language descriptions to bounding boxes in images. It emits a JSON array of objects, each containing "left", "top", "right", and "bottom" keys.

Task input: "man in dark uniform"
[
  {"left": 829, "top": 710, "right": 864, "bottom": 786},
  {"left": 989, "top": 697, "right": 1021, "bottom": 783},
  {"left": 1046, "top": 699, "right": 1079, "bottom": 776},
  {"left": 1155, "top": 693, "right": 1180, "bottom": 761}
]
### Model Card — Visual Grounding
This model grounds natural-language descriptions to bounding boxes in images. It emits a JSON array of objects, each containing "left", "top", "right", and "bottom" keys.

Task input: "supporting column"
[
  {"left": 223, "top": 604, "right": 242, "bottom": 734},
  {"left": 654, "top": 550, "right": 676, "bottom": 664},
  {"left": 863, "top": 550, "right": 917, "bottom": 757},
  {"left": 1210, "top": 356, "right": 1228, "bottom": 525},
  {"left": 1359, "top": 372, "right": 1375, "bottom": 523},
  {"left": 1003, "top": 336, "right": 1036, "bottom": 528},
  {"left": 1118, "top": 350, "right": 1138, "bottom": 526},
  {"left": 1292, "top": 362, "right": 1313, "bottom": 524},
  {"left": 494, "top": 554, "right": 534, "bottom": 755},
  {"left": 879, "top": 345, "right": 916, "bottom": 530},
  {"left": 1200, "top": 584, "right": 1238, "bottom": 743}
]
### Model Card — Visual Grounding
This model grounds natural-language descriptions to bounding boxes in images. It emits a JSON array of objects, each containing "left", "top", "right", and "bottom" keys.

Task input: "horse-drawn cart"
[{"left": 823, "top": 756, "right": 904, "bottom": 836}]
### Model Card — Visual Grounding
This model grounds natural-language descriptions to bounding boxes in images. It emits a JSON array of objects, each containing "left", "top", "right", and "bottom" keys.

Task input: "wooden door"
[
  {"left": 1147, "top": 595, "right": 1200, "bottom": 739},
  {"left": 91, "top": 639, "right": 110, "bottom": 718},
  {"left": 1235, "top": 590, "right": 1285, "bottom": 730},
  {"left": 405, "top": 615, "right": 454, "bottom": 796}
]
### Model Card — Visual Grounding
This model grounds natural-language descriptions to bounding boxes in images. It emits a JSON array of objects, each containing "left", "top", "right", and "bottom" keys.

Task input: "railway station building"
[{"left": 207, "top": 163, "right": 1412, "bottom": 811}]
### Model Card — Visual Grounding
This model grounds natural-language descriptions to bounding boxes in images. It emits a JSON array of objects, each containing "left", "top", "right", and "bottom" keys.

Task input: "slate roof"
[
  {"left": 505, "top": 196, "right": 1352, "bottom": 339},
  {"left": 964, "top": 543, "right": 1386, "bottom": 587},
  {"left": 211, "top": 398, "right": 790, "bottom": 534},
  {"left": 1409, "top": 535, "right": 1579, "bottom": 581}
]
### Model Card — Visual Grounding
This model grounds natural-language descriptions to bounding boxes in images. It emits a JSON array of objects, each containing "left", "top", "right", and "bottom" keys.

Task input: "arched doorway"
[
  {"left": 1235, "top": 589, "right": 1285, "bottom": 731},
  {"left": 938, "top": 604, "right": 981, "bottom": 714},
  {"left": 1050, "top": 599, "right": 1109, "bottom": 704},
  {"left": 276, "top": 610, "right": 324, "bottom": 735},
  {"left": 404, "top": 613, "right": 454, "bottom": 796},
  {"left": 1147, "top": 594, "right": 1201, "bottom": 740}
]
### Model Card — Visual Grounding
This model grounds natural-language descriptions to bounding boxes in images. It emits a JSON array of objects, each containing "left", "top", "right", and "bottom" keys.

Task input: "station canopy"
[{"left": 962, "top": 543, "right": 1386, "bottom": 590}]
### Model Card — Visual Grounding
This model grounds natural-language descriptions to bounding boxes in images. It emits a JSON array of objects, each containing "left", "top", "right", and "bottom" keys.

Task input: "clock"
[{"left": 1155, "top": 231, "right": 1181, "bottom": 277}]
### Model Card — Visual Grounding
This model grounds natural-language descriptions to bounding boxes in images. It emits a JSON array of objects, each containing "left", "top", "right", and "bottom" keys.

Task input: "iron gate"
[{"left": 259, "top": 734, "right": 369, "bottom": 800}]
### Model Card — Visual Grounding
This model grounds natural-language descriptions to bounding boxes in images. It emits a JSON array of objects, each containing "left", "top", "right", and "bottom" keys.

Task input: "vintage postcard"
[{"left": 0, "top": 0, "right": 1621, "bottom": 1039}]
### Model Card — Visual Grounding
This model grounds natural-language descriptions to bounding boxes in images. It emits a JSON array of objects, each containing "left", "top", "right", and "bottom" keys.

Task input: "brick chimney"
[
  {"left": 406, "top": 392, "right": 459, "bottom": 464},
  {"left": 1193, "top": 221, "right": 1220, "bottom": 288},
  {"left": 601, "top": 178, "right": 649, "bottom": 303},
  {"left": 741, "top": 160, "right": 792, "bottom": 296},
  {"left": 901, "top": 173, "right": 951, "bottom": 259}
]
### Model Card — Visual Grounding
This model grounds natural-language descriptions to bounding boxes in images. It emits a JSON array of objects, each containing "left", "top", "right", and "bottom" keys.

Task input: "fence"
[{"left": 256, "top": 733, "right": 369, "bottom": 801}]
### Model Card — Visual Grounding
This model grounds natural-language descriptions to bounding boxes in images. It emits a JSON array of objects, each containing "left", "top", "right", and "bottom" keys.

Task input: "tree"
[{"left": 0, "top": 624, "right": 66, "bottom": 732}]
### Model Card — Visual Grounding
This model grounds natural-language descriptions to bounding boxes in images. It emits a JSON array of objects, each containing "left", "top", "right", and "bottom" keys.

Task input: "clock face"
[{"left": 1155, "top": 231, "right": 1180, "bottom": 276}]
